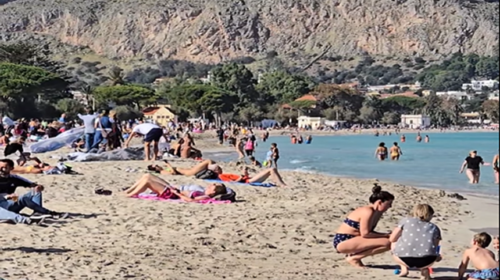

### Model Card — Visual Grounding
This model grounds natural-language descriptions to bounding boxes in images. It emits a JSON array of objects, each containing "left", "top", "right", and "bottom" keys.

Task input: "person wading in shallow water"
[{"left": 459, "top": 150, "right": 490, "bottom": 184}]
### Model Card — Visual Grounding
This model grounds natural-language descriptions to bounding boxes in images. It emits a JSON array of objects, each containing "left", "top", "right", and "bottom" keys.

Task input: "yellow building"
[{"left": 142, "top": 105, "right": 177, "bottom": 127}]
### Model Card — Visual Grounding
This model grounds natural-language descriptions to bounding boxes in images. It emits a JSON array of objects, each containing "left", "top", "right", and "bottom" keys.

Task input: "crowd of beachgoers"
[{"left": 0, "top": 109, "right": 499, "bottom": 280}]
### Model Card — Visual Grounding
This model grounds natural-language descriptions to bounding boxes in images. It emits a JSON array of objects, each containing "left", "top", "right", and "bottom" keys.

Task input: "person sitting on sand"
[
  {"left": 390, "top": 204, "right": 442, "bottom": 280},
  {"left": 374, "top": 142, "right": 388, "bottom": 161},
  {"left": 0, "top": 159, "right": 68, "bottom": 222},
  {"left": 249, "top": 156, "right": 262, "bottom": 168},
  {"left": 333, "top": 184, "right": 394, "bottom": 267},
  {"left": 217, "top": 166, "right": 288, "bottom": 187},
  {"left": 389, "top": 142, "right": 403, "bottom": 161},
  {"left": 123, "top": 173, "right": 227, "bottom": 202},
  {"left": 458, "top": 232, "right": 499, "bottom": 280},
  {"left": 0, "top": 132, "right": 11, "bottom": 146}
]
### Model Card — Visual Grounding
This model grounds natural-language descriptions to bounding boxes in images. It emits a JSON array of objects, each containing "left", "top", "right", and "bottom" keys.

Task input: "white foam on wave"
[{"left": 290, "top": 159, "right": 310, "bottom": 164}]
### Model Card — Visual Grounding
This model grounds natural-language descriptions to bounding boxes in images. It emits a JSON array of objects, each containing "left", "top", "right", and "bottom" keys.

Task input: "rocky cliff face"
[{"left": 0, "top": 0, "right": 498, "bottom": 63}]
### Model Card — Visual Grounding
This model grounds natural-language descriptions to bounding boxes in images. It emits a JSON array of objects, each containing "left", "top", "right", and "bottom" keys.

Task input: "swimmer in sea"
[
  {"left": 297, "top": 135, "right": 303, "bottom": 144},
  {"left": 424, "top": 135, "right": 429, "bottom": 143},
  {"left": 416, "top": 132, "right": 422, "bottom": 142},
  {"left": 374, "top": 142, "right": 388, "bottom": 161},
  {"left": 305, "top": 135, "right": 312, "bottom": 144},
  {"left": 291, "top": 134, "right": 297, "bottom": 144},
  {"left": 389, "top": 142, "right": 403, "bottom": 160},
  {"left": 401, "top": 134, "right": 406, "bottom": 143}
]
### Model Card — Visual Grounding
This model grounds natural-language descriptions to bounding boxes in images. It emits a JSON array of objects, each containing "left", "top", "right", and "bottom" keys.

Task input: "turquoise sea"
[{"left": 214, "top": 132, "right": 500, "bottom": 195}]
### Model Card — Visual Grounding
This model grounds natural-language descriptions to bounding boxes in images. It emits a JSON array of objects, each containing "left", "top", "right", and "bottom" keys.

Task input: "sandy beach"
[{"left": 0, "top": 145, "right": 498, "bottom": 280}]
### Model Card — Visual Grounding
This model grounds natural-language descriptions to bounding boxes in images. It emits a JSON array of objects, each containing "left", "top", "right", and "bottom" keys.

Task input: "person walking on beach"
[
  {"left": 459, "top": 150, "right": 489, "bottom": 184},
  {"left": 389, "top": 142, "right": 403, "bottom": 161},
  {"left": 493, "top": 153, "right": 499, "bottom": 184},
  {"left": 78, "top": 107, "right": 99, "bottom": 152}
]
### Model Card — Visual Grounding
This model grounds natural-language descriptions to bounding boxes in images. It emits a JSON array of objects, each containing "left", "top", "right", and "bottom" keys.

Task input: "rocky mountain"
[{"left": 0, "top": 0, "right": 498, "bottom": 64}]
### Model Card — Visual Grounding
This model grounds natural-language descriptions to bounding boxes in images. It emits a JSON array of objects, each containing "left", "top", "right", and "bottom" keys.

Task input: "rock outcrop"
[{"left": 0, "top": 0, "right": 498, "bottom": 63}]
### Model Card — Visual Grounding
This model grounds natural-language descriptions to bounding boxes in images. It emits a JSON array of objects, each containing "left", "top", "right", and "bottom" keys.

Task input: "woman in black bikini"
[{"left": 333, "top": 184, "right": 394, "bottom": 267}]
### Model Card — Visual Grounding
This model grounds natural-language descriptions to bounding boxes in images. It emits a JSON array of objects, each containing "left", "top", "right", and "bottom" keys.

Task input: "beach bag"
[
  {"left": 195, "top": 169, "right": 218, "bottom": 180},
  {"left": 213, "top": 191, "right": 236, "bottom": 202}
]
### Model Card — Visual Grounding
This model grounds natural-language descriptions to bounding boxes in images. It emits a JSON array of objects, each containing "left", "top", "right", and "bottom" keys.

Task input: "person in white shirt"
[{"left": 124, "top": 123, "right": 166, "bottom": 161}]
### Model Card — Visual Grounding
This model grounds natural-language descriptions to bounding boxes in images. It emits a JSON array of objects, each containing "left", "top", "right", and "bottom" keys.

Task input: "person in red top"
[{"left": 218, "top": 166, "right": 288, "bottom": 187}]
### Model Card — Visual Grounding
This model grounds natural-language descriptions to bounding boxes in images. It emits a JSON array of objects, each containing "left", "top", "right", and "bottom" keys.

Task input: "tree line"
[{"left": 0, "top": 43, "right": 498, "bottom": 125}]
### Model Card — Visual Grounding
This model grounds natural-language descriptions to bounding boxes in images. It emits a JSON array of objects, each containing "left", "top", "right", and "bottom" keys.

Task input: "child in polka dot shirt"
[{"left": 389, "top": 204, "right": 442, "bottom": 280}]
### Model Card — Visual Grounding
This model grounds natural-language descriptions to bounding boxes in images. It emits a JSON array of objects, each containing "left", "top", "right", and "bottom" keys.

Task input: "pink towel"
[{"left": 133, "top": 194, "right": 231, "bottom": 204}]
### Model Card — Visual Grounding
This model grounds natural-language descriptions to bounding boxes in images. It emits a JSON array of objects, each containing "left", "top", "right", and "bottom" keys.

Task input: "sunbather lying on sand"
[
  {"left": 149, "top": 160, "right": 288, "bottom": 187},
  {"left": 123, "top": 173, "right": 227, "bottom": 202},
  {"left": 12, "top": 162, "right": 74, "bottom": 175},
  {"left": 148, "top": 159, "right": 216, "bottom": 176},
  {"left": 217, "top": 166, "right": 288, "bottom": 187}
]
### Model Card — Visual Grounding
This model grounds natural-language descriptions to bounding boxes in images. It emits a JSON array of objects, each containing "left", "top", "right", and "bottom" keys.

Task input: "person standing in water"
[
  {"left": 389, "top": 142, "right": 403, "bottom": 161},
  {"left": 424, "top": 135, "right": 430, "bottom": 143},
  {"left": 459, "top": 150, "right": 490, "bottom": 184},
  {"left": 493, "top": 153, "right": 499, "bottom": 184},
  {"left": 374, "top": 142, "right": 388, "bottom": 161},
  {"left": 401, "top": 134, "right": 406, "bottom": 143},
  {"left": 416, "top": 132, "right": 422, "bottom": 142}
]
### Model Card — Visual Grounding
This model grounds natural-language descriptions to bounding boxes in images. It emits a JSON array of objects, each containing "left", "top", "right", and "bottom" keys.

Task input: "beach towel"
[
  {"left": 133, "top": 193, "right": 231, "bottom": 204},
  {"left": 204, "top": 179, "right": 276, "bottom": 188}
]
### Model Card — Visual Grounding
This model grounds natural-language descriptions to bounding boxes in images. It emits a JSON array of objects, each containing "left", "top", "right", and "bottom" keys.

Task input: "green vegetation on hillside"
[{"left": 1, "top": 42, "right": 498, "bottom": 125}]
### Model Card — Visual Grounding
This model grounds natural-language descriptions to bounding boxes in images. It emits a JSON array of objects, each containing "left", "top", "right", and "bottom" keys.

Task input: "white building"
[
  {"left": 462, "top": 79, "right": 499, "bottom": 92},
  {"left": 400, "top": 114, "right": 431, "bottom": 129},
  {"left": 435, "top": 91, "right": 473, "bottom": 100},
  {"left": 488, "top": 91, "right": 499, "bottom": 101},
  {"left": 297, "top": 116, "right": 325, "bottom": 129}
]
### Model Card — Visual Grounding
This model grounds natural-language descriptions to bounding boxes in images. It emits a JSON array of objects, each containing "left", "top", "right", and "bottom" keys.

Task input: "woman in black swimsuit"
[
  {"left": 333, "top": 184, "right": 394, "bottom": 267},
  {"left": 459, "top": 150, "right": 488, "bottom": 184}
]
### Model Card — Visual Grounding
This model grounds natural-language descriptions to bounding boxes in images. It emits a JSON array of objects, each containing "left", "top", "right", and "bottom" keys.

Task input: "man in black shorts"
[
  {"left": 4, "top": 137, "right": 31, "bottom": 166},
  {"left": 123, "top": 122, "right": 167, "bottom": 161}
]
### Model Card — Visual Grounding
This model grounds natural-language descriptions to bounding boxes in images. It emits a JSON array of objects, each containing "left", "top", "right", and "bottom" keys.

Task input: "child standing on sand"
[{"left": 458, "top": 232, "right": 499, "bottom": 280}]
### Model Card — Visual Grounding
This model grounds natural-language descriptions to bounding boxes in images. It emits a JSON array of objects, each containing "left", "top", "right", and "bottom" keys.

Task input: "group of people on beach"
[{"left": 333, "top": 184, "right": 499, "bottom": 280}]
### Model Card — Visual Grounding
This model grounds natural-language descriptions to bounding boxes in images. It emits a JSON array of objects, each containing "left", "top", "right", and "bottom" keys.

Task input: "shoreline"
[{"left": 191, "top": 128, "right": 498, "bottom": 140}]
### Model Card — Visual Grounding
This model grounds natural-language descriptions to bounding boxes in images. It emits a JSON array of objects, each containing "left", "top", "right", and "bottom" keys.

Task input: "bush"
[{"left": 71, "top": 57, "right": 82, "bottom": 64}]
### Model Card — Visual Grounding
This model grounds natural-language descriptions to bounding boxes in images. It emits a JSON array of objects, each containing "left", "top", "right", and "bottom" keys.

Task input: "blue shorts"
[
  {"left": 144, "top": 128, "right": 163, "bottom": 142},
  {"left": 468, "top": 268, "right": 499, "bottom": 280}
]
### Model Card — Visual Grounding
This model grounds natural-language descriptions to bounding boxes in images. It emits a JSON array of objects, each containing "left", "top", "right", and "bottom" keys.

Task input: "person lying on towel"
[
  {"left": 217, "top": 166, "right": 288, "bottom": 188},
  {"left": 123, "top": 173, "right": 227, "bottom": 202},
  {"left": 148, "top": 160, "right": 288, "bottom": 187}
]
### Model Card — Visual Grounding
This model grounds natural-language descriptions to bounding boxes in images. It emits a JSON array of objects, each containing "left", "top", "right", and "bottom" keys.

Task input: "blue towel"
[{"left": 204, "top": 179, "right": 276, "bottom": 188}]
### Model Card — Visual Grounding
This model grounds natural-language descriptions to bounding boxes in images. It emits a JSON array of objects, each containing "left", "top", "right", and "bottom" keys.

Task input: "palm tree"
[
  {"left": 81, "top": 84, "right": 95, "bottom": 109},
  {"left": 108, "top": 66, "right": 125, "bottom": 86}
]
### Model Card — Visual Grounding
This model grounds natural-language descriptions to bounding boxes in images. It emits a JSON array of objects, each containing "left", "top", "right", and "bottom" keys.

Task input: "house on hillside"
[
  {"left": 142, "top": 105, "right": 177, "bottom": 126},
  {"left": 281, "top": 94, "right": 319, "bottom": 114}
]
